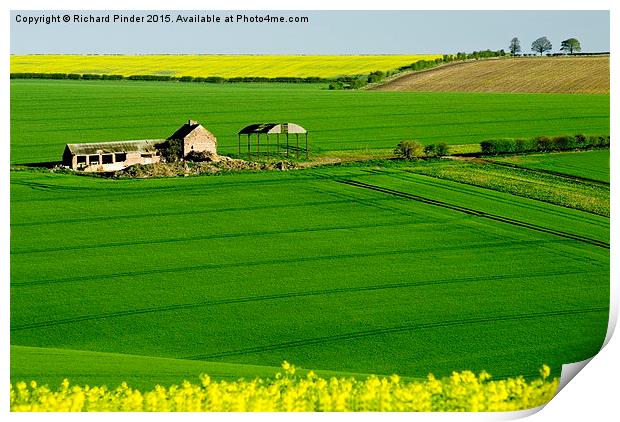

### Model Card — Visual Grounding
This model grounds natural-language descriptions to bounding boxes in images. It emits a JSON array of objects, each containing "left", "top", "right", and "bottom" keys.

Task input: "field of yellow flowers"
[
  {"left": 9, "top": 54, "right": 441, "bottom": 78},
  {"left": 10, "top": 362, "right": 557, "bottom": 412}
]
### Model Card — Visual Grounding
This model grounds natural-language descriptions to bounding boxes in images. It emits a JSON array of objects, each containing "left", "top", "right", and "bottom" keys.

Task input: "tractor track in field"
[
  {"left": 10, "top": 268, "right": 593, "bottom": 332},
  {"left": 10, "top": 176, "right": 317, "bottom": 202},
  {"left": 10, "top": 218, "right": 446, "bottom": 255},
  {"left": 396, "top": 168, "right": 610, "bottom": 218},
  {"left": 184, "top": 307, "right": 608, "bottom": 360},
  {"left": 336, "top": 179, "right": 609, "bottom": 249},
  {"left": 12, "top": 238, "right": 573, "bottom": 288},
  {"left": 359, "top": 168, "right": 610, "bottom": 227},
  {"left": 10, "top": 198, "right": 360, "bottom": 227}
]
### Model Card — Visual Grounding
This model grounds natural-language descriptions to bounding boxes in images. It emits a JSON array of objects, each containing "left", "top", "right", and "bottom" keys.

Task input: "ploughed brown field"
[{"left": 372, "top": 56, "right": 610, "bottom": 94}]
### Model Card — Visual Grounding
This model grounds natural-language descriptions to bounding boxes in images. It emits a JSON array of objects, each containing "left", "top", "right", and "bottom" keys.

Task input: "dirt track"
[{"left": 372, "top": 56, "right": 609, "bottom": 94}]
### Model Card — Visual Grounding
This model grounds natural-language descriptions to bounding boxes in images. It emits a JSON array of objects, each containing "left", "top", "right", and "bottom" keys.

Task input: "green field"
[
  {"left": 11, "top": 162, "right": 609, "bottom": 387},
  {"left": 10, "top": 80, "right": 610, "bottom": 164},
  {"left": 408, "top": 158, "right": 609, "bottom": 216},
  {"left": 11, "top": 345, "right": 383, "bottom": 390},
  {"left": 10, "top": 77, "right": 610, "bottom": 390},
  {"left": 493, "top": 150, "right": 610, "bottom": 183}
]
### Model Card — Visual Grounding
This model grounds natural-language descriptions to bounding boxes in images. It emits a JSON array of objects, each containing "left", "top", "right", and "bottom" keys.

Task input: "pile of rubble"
[{"left": 111, "top": 154, "right": 301, "bottom": 178}]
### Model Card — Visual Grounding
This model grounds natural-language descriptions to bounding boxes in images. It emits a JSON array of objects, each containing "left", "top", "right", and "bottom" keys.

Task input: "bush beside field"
[
  {"left": 11, "top": 363, "right": 558, "bottom": 412},
  {"left": 481, "top": 134, "right": 610, "bottom": 155},
  {"left": 394, "top": 141, "right": 450, "bottom": 159}
]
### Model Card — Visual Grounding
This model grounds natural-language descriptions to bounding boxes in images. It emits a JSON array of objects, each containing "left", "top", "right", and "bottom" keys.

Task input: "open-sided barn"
[
  {"left": 62, "top": 120, "right": 217, "bottom": 172},
  {"left": 237, "top": 123, "right": 308, "bottom": 159}
]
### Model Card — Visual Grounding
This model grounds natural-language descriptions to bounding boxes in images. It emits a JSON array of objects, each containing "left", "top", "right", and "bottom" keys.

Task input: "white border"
[{"left": 3, "top": 0, "right": 617, "bottom": 420}]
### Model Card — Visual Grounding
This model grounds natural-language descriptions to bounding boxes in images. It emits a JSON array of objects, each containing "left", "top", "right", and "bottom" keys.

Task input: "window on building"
[
  {"left": 76, "top": 155, "right": 87, "bottom": 164},
  {"left": 141, "top": 153, "right": 153, "bottom": 158},
  {"left": 89, "top": 155, "right": 100, "bottom": 165},
  {"left": 102, "top": 154, "right": 114, "bottom": 164},
  {"left": 115, "top": 152, "right": 127, "bottom": 162}
]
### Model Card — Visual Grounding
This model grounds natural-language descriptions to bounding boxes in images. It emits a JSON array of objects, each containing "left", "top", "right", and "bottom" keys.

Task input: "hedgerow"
[{"left": 481, "top": 134, "right": 610, "bottom": 155}]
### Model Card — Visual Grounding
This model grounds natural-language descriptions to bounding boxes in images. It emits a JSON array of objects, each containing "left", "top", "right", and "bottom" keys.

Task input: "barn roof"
[
  {"left": 65, "top": 140, "right": 164, "bottom": 155},
  {"left": 168, "top": 120, "right": 202, "bottom": 140},
  {"left": 238, "top": 123, "right": 307, "bottom": 135}
]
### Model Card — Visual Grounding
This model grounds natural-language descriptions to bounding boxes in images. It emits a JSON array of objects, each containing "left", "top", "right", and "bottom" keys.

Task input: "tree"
[
  {"left": 394, "top": 140, "right": 424, "bottom": 159},
  {"left": 155, "top": 139, "right": 183, "bottom": 162},
  {"left": 531, "top": 36, "right": 552, "bottom": 56},
  {"left": 423, "top": 142, "right": 450, "bottom": 157},
  {"left": 509, "top": 37, "right": 521, "bottom": 55},
  {"left": 367, "top": 70, "right": 385, "bottom": 84},
  {"left": 434, "top": 142, "right": 449, "bottom": 156},
  {"left": 560, "top": 38, "right": 581, "bottom": 54}
]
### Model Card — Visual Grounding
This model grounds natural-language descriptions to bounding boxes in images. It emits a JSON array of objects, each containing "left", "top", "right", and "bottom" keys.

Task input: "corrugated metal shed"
[
  {"left": 65, "top": 140, "right": 164, "bottom": 155},
  {"left": 238, "top": 123, "right": 307, "bottom": 135}
]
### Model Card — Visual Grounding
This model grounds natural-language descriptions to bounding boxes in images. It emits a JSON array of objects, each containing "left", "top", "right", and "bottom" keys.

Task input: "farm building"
[
  {"left": 62, "top": 140, "right": 162, "bottom": 172},
  {"left": 63, "top": 120, "right": 217, "bottom": 172},
  {"left": 237, "top": 123, "right": 308, "bottom": 159},
  {"left": 168, "top": 119, "right": 218, "bottom": 157}
]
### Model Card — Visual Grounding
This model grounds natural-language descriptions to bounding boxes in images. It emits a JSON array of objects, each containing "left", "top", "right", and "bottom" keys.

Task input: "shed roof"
[
  {"left": 238, "top": 123, "right": 307, "bottom": 135},
  {"left": 65, "top": 140, "right": 164, "bottom": 155}
]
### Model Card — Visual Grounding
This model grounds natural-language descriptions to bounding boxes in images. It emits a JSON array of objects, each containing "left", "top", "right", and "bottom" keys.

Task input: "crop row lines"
[{"left": 337, "top": 179, "right": 609, "bottom": 248}]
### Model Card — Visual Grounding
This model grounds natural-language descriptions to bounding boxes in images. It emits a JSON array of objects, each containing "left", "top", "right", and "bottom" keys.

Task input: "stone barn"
[
  {"left": 63, "top": 120, "right": 217, "bottom": 172},
  {"left": 168, "top": 120, "right": 217, "bottom": 157}
]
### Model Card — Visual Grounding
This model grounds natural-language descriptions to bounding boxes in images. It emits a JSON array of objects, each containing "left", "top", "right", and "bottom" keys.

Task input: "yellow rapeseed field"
[
  {"left": 11, "top": 362, "right": 557, "bottom": 412},
  {"left": 9, "top": 55, "right": 441, "bottom": 78}
]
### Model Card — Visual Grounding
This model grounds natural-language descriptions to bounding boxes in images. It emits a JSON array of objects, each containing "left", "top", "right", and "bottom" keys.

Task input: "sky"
[{"left": 10, "top": 10, "right": 609, "bottom": 55}]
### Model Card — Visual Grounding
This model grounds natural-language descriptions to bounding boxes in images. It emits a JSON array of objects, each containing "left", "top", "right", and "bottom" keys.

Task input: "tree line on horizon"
[{"left": 509, "top": 36, "right": 584, "bottom": 56}]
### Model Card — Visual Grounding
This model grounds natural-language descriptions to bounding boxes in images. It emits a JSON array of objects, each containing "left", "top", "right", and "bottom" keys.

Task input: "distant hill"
[{"left": 372, "top": 56, "right": 609, "bottom": 94}]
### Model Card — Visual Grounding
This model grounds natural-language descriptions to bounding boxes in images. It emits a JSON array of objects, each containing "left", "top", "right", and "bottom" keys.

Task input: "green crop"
[
  {"left": 11, "top": 164, "right": 609, "bottom": 386},
  {"left": 10, "top": 80, "right": 609, "bottom": 164}
]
